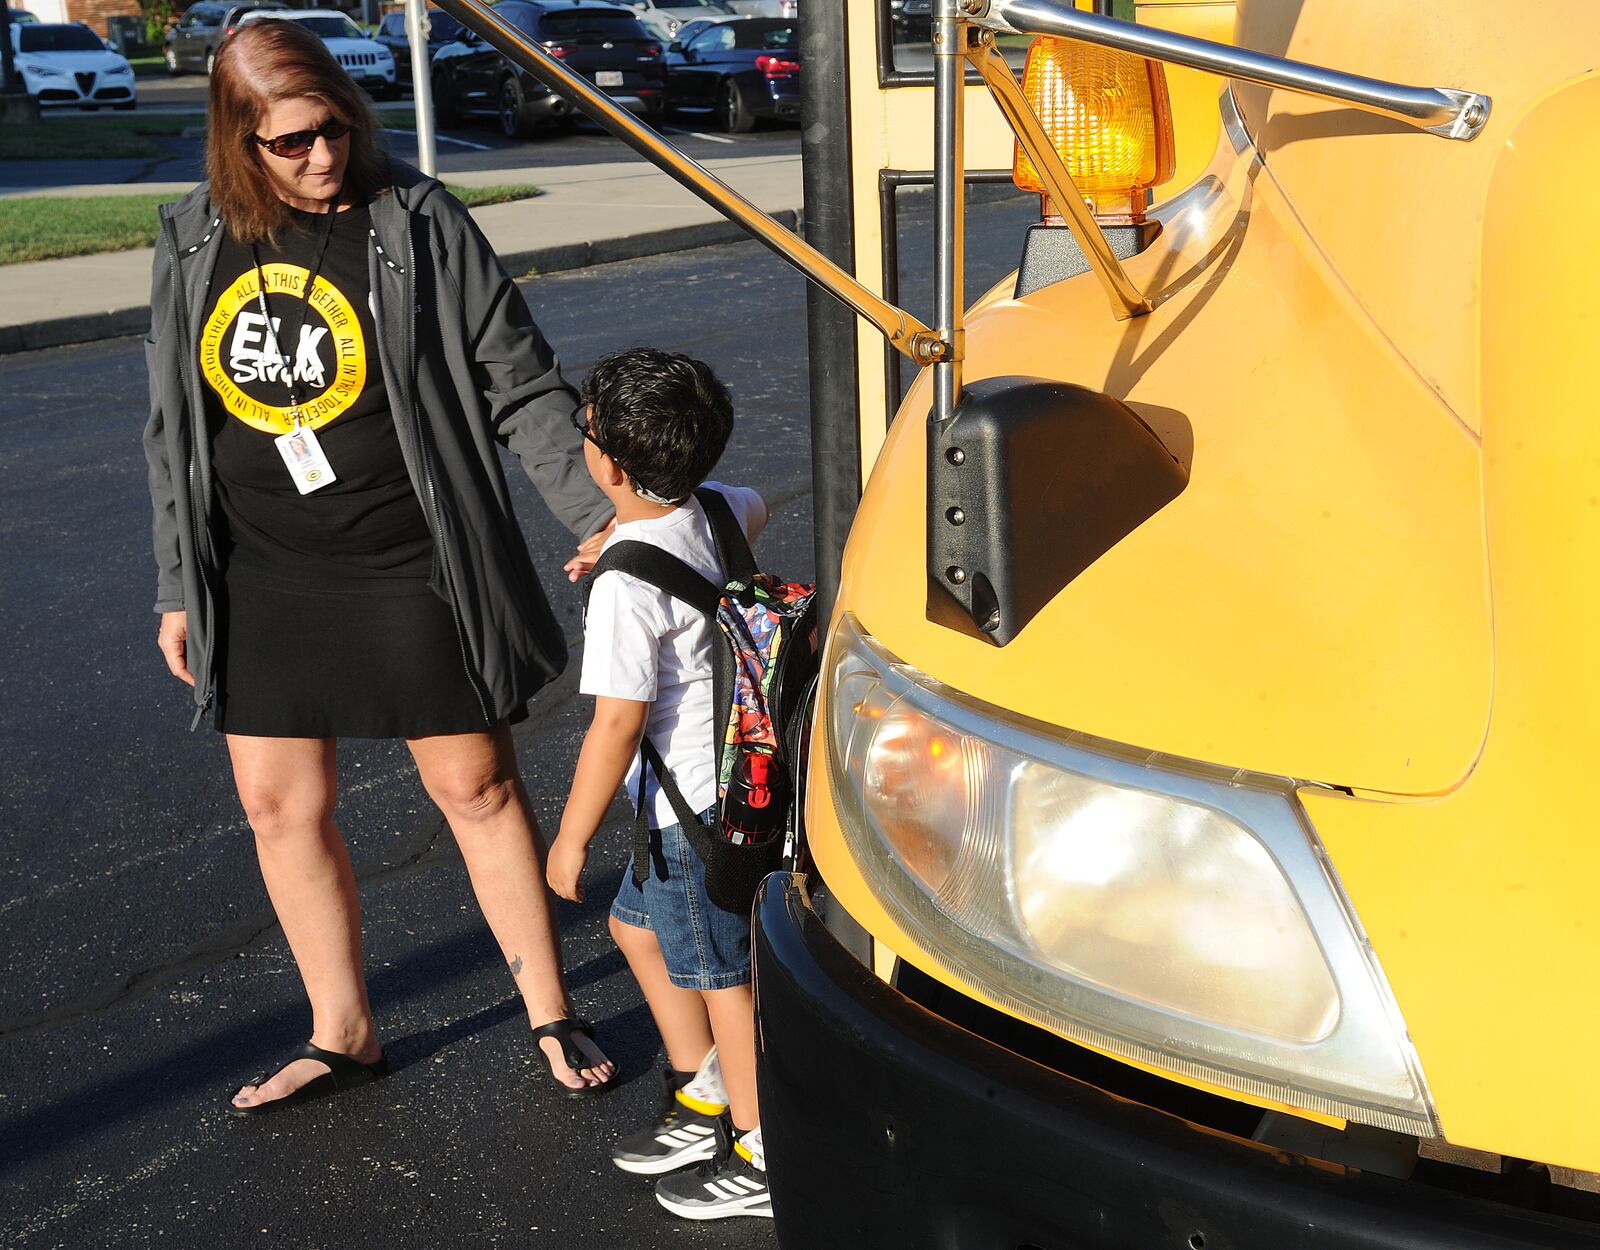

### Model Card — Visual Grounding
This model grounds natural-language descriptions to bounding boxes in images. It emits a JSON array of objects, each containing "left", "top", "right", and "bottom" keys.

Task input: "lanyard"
[{"left": 250, "top": 206, "right": 337, "bottom": 426}]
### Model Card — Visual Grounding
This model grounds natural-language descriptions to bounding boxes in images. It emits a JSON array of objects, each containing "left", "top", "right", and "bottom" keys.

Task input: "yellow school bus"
[
  {"left": 434, "top": 0, "right": 1599, "bottom": 1242},
  {"left": 755, "top": 1, "right": 1600, "bottom": 1246}
]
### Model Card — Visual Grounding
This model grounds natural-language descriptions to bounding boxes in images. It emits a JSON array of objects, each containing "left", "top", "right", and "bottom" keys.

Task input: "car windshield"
[
  {"left": 735, "top": 20, "right": 796, "bottom": 48},
  {"left": 427, "top": 11, "right": 460, "bottom": 39},
  {"left": 288, "top": 15, "right": 364, "bottom": 38},
  {"left": 18, "top": 24, "right": 103, "bottom": 51},
  {"left": 541, "top": 10, "right": 648, "bottom": 38}
]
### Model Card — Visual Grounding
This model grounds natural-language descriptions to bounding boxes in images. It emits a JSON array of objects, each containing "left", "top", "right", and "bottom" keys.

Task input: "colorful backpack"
[{"left": 585, "top": 487, "right": 819, "bottom": 914}]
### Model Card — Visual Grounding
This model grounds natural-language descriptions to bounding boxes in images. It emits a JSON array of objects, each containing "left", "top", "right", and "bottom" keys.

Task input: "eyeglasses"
[
  {"left": 253, "top": 118, "right": 352, "bottom": 159},
  {"left": 571, "top": 405, "right": 610, "bottom": 456}
]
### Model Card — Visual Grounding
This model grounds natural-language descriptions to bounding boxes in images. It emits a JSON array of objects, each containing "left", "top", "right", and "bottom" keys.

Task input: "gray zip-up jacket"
[{"left": 143, "top": 160, "right": 612, "bottom": 728}]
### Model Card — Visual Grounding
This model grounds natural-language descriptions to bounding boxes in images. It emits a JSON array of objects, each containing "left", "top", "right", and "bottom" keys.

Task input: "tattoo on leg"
[{"left": 508, "top": 954, "right": 523, "bottom": 979}]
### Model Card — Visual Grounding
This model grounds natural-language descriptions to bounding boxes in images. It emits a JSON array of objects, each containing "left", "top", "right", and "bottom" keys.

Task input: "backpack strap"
[
  {"left": 693, "top": 487, "right": 757, "bottom": 587},
  {"left": 585, "top": 514, "right": 745, "bottom": 883},
  {"left": 585, "top": 541, "right": 726, "bottom": 885},
  {"left": 631, "top": 735, "right": 711, "bottom": 884},
  {"left": 585, "top": 540, "right": 722, "bottom": 616}
]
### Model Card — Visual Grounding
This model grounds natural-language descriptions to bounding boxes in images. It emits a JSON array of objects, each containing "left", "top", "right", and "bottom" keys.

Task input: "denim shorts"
[{"left": 610, "top": 806, "right": 752, "bottom": 991}]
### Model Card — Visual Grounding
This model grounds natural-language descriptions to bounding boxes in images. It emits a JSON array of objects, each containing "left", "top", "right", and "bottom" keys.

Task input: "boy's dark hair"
[{"left": 581, "top": 348, "right": 734, "bottom": 503}]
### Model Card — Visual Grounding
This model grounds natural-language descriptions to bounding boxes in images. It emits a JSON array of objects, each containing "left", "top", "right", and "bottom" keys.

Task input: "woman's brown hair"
[{"left": 207, "top": 20, "right": 387, "bottom": 243}]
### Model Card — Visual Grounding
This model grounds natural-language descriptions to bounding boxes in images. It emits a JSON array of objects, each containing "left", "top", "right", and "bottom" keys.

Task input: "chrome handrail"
[
  {"left": 977, "top": 0, "right": 1491, "bottom": 141},
  {"left": 428, "top": 0, "right": 948, "bottom": 365}
]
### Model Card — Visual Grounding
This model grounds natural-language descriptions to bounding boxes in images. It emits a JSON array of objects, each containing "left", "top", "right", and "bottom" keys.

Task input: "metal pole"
[
  {"left": 406, "top": 0, "right": 438, "bottom": 177},
  {"left": 983, "top": 0, "right": 1491, "bottom": 140},
  {"left": 430, "top": 0, "right": 943, "bottom": 363},
  {"left": 966, "top": 34, "right": 1149, "bottom": 318},
  {"left": 931, "top": 0, "right": 965, "bottom": 426},
  {"left": 800, "top": 0, "right": 863, "bottom": 626},
  {"left": 1, "top": 5, "right": 21, "bottom": 97}
]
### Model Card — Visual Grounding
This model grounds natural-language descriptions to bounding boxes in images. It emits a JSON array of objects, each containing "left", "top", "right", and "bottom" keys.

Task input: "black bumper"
[{"left": 752, "top": 873, "right": 1600, "bottom": 1250}]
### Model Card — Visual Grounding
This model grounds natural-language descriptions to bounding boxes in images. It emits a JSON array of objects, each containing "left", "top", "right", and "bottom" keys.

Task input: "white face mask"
[{"left": 632, "top": 481, "right": 681, "bottom": 506}]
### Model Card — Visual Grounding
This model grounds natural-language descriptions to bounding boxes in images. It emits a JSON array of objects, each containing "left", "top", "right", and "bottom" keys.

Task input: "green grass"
[
  {"left": 0, "top": 184, "right": 542, "bottom": 265},
  {"left": 446, "top": 184, "right": 544, "bottom": 209},
  {"left": 128, "top": 54, "right": 169, "bottom": 78},
  {"left": 0, "top": 193, "right": 175, "bottom": 264},
  {"left": 0, "top": 113, "right": 201, "bottom": 161}
]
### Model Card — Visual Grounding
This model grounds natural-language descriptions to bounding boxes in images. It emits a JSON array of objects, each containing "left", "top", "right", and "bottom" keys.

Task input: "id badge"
[{"left": 274, "top": 424, "right": 338, "bottom": 495}]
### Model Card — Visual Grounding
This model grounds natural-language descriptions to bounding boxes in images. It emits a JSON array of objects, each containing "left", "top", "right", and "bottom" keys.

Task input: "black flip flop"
[
  {"left": 228, "top": 1041, "right": 390, "bottom": 1118},
  {"left": 532, "top": 1018, "right": 620, "bottom": 1099}
]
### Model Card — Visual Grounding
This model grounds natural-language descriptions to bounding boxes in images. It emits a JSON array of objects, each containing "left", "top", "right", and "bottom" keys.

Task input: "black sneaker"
[
  {"left": 611, "top": 1067, "right": 727, "bottom": 1176},
  {"left": 654, "top": 1119, "right": 772, "bottom": 1220}
]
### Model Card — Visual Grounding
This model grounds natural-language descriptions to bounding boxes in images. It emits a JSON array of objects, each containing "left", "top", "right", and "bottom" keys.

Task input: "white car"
[
  {"left": 625, "top": 0, "right": 735, "bottom": 41},
  {"left": 237, "top": 9, "right": 396, "bottom": 97},
  {"left": 8, "top": 21, "right": 137, "bottom": 110}
]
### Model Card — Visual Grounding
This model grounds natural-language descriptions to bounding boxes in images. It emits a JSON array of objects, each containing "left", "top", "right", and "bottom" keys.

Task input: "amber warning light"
[{"left": 1013, "top": 37, "right": 1176, "bottom": 224}]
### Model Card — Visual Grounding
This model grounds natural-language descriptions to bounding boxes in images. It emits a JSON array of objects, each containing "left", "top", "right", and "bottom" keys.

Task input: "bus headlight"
[{"left": 825, "top": 613, "right": 1436, "bottom": 1136}]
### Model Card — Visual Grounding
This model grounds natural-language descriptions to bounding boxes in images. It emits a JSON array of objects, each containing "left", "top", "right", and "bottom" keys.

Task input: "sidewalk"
[{"left": 0, "top": 153, "right": 803, "bottom": 355}]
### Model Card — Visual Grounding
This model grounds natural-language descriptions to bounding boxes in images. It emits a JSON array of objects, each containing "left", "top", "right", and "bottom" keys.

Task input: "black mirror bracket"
[{"left": 925, "top": 376, "right": 1188, "bottom": 647}]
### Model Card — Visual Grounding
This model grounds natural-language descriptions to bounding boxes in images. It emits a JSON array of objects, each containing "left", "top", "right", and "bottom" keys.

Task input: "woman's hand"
[
  {"left": 546, "top": 835, "right": 589, "bottom": 903},
  {"left": 563, "top": 517, "right": 617, "bottom": 582},
  {"left": 158, "top": 610, "right": 195, "bottom": 687}
]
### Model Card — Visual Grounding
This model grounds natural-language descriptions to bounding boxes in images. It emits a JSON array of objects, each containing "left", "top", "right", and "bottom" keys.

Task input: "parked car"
[
  {"left": 623, "top": 0, "right": 732, "bottom": 41},
  {"left": 431, "top": 0, "right": 664, "bottom": 138},
  {"left": 373, "top": 7, "right": 463, "bottom": 86},
  {"left": 888, "top": 0, "right": 929, "bottom": 42},
  {"left": 723, "top": 0, "right": 795, "bottom": 15},
  {"left": 237, "top": 8, "right": 397, "bottom": 97},
  {"left": 163, "top": 1, "right": 285, "bottom": 75},
  {"left": 669, "top": 13, "right": 737, "bottom": 48},
  {"left": 7, "top": 8, "right": 39, "bottom": 23},
  {"left": 663, "top": 15, "right": 796, "bottom": 132},
  {"left": 8, "top": 21, "right": 137, "bottom": 109}
]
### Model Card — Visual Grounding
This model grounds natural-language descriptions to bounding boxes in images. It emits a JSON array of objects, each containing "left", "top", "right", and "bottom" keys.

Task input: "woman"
[{"left": 143, "top": 19, "right": 618, "bottom": 1113}]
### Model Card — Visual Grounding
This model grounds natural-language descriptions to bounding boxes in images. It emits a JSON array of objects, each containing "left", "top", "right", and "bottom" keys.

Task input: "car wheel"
[
  {"left": 164, "top": 46, "right": 181, "bottom": 75},
  {"left": 717, "top": 79, "right": 754, "bottom": 134},
  {"left": 499, "top": 76, "right": 532, "bottom": 139},
  {"left": 205, "top": 50, "right": 216, "bottom": 76}
]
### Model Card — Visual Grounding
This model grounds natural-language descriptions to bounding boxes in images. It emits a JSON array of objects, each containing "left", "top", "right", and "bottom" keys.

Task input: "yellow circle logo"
[{"left": 199, "top": 263, "right": 367, "bottom": 434}]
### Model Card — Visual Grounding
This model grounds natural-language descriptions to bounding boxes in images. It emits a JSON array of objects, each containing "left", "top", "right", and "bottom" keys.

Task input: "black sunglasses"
[
  {"left": 571, "top": 405, "right": 610, "bottom": 456},
  {"left": 253, "top": 118, "right": 352, "bottom": 159}
]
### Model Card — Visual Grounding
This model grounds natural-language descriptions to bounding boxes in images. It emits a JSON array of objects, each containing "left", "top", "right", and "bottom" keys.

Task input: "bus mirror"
[{"left": 926, "top": 377, "right": 1188, "bottom": 647}]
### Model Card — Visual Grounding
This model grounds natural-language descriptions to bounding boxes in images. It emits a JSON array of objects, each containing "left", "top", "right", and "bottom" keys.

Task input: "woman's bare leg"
[
  {"left": 408, "top": 723, "right": 614, "bottom": 1089},
  {"left": 609, "top": 914, "right": 714, "bottom": 1073},
  {"left": 703, "top": 984, "right": 758, "bottom": 1132},
  {"left": 227, "top": 734, "right": 382, "bottom": 1109}
]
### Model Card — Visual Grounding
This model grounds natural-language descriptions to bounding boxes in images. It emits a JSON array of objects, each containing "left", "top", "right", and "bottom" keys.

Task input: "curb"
[{"left": 0, "top": 208, "right": 804, "bottom": 358}]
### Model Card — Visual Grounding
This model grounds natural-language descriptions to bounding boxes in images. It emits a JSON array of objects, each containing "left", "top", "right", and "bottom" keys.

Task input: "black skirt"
[{"left": 214, "top": 565, "right": 492, "bottom": 739}]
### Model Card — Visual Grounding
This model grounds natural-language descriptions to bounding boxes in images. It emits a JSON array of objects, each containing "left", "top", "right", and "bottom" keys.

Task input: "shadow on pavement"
[{"left": 0, "top": 921, "right": 637, "bottom": 1176}]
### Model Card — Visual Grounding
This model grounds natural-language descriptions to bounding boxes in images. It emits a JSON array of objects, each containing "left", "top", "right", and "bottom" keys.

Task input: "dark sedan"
[
  {"left": 431, "top": 0, "right": 664, "bottom": 138},
  {"left": 374, "top": 7, "right": 463, "bottom": 86},
  {"left": 663, "top": 16, "right": 797, "bottom": 133}
]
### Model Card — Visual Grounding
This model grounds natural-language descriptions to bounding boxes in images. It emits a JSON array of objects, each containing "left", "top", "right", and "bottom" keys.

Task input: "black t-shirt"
[{"left": 199, "top": 201, "right": 434, "bottom": 583}]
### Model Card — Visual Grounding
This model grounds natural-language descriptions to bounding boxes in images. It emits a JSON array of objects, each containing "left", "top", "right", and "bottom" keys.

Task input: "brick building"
[{"left": 21, "top": 0, "right": 141, "bottom": 37}]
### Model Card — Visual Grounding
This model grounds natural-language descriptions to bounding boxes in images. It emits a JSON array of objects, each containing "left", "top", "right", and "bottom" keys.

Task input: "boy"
[{"left": 546, "top": 348, "right": 771, "bottom": 1221}]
